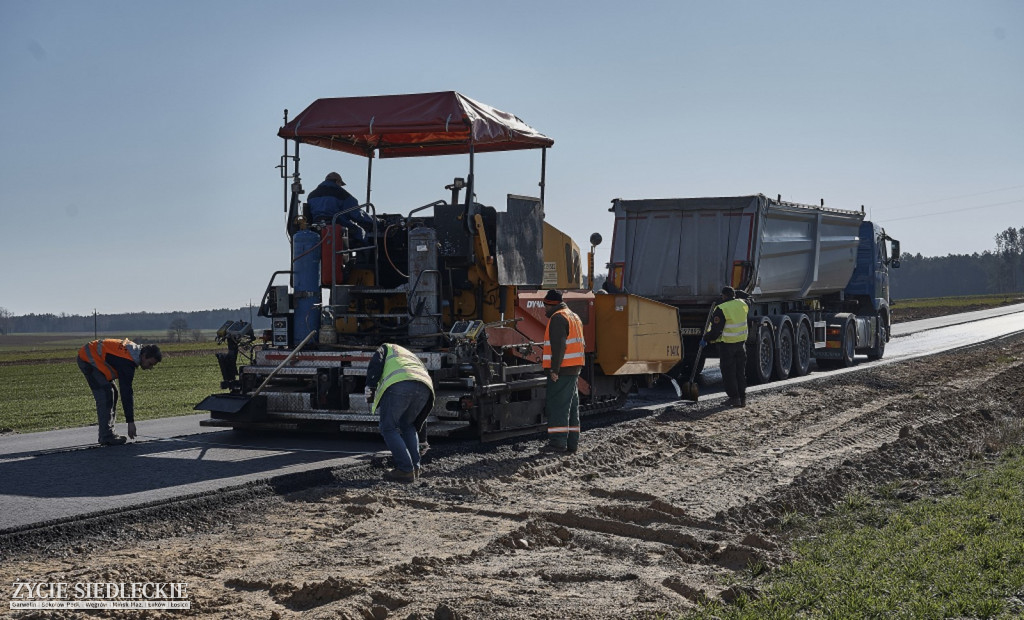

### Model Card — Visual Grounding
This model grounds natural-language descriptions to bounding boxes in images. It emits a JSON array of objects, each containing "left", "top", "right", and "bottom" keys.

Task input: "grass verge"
[
  {"left": 0, "top": 336, "right": 222, "bottom": 363},
  {"left": 895, "top": 293, "right": 1024, "bottom": 311},
  {"left": 688, "top": 448, "right": 1024, "bottom": 619},
  {"left": 0, "top": 354, "right": 222, "bottom": 433}
]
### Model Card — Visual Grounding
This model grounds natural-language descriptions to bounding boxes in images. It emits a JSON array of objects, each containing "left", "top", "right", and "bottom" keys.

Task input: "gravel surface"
[{"left": 3, "top": 332, "right": 1022, "bottom": 619}]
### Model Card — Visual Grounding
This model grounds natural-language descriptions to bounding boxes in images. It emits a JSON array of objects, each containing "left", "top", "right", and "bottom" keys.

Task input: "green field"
[
  {"left": 0, "top": 338, "right": 223, "bottom": 434},
  {"left": 896, "top": 293, "right": 1024, "bottom": 310},
  {"left": 687, "top": 447, "right": 1024, "bottom": 619},
  {"left": 0, "top": 330, "right": 222, "bottom": 358}
]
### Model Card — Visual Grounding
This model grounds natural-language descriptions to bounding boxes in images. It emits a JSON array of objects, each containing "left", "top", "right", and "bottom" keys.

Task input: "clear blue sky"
[{"left": 2, "top": 0, "right": 1021, "bottom": 316}]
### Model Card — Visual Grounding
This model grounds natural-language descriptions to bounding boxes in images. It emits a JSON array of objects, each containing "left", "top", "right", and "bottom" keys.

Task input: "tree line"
[
  {"left": 1, "top": 226, "right": 1021, "bottom": 335},
  {"left": 890, "top": 226, "right": 1024, "bottom": 299},
  {"left": 0, "top": 307, "right": 270, "bottom": 336}
]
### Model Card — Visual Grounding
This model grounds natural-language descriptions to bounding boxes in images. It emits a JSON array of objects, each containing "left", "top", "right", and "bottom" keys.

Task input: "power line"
[
  {"left": 876, "top": 199, "right": 1024, "bottom": 223},
  {"left": 882, "top": 184, "right": 1024, "bottom": 210}
]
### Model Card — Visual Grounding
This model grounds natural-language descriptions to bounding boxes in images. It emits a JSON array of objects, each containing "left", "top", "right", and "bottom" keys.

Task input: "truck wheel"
[
  {"left": 839, "top": 320, "right": 856, "bottom": 367},
  {"left": 867, "top": 318, "right": 886, "bottom": 361},
  {"left": 772, "top": 323, "right": 793, "bottom": 381},
  {"left": 746, "top": 322, "right": 774, "bottom": 385},
  {"left": 791, "top": 322, "right": 812, "bottom": 377}
]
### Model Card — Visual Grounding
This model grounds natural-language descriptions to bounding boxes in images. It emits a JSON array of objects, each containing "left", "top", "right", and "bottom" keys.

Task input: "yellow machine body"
[
  {"left": 542, "top": 223, "right": 583, "bottom": 290},
  {"left": 594, "top": 294, "right": 682, "bottom": 375}
]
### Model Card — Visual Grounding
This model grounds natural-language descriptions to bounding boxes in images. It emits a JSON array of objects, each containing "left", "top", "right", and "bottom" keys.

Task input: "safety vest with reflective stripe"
[
  {"left": 712, "top": 299, "right": 749, "bottom": 344},
  {"left": 371, "top": 344, "right": 435, "bottom": 415},
  {"left": 542, "top": 307, "right": 585, "bottom": 369},
  {"left": 78, "top": 339, "right": 137, "bottom": 381}
]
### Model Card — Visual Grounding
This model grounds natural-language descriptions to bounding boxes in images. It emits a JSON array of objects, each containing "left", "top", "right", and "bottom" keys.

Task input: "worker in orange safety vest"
[
  {"left": 539, "top": 289, "right": 585, "bottom": 454},
  {"left": 77, "top": 338, "right": 162, "bottom": 445}
]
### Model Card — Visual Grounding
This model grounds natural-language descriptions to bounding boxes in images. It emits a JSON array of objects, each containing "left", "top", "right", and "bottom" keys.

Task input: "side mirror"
[{"left": 890, "top": 240, "right": 900, "bottom": 262}]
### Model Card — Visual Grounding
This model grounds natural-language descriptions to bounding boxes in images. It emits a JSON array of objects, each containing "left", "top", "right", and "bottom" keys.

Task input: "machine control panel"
[{"left": 449, "top": 320, "right": 485, "bottom": 341}]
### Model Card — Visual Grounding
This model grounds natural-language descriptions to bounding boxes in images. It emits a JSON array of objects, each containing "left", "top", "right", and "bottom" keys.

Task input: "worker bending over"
[
  {"left": 77, "top": 338, "right": 162, "bottom": 445},
  {"left": 365, "top": 343, "right": 435, "bottom": 483}
]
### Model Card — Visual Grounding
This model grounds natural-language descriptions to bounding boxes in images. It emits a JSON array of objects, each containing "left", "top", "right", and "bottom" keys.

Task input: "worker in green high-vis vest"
[
  {"left": 703, "top": 286, "right": 750, "bottom": 407},
  {"left": 365, "top": 343, "right": 435, "bottom": 483}
]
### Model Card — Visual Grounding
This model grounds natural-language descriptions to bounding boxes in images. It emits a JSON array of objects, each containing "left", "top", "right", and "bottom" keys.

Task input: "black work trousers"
[{"left": 719, "top": 342, "right": 747, "bottom": 400}]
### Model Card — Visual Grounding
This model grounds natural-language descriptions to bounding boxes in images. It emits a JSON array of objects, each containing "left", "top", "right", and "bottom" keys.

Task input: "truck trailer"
[
  {"left": 605, "top": 195, "right": 901, "bottom": 384},
  {"left": 196, "top": 92, "right": 681, "bottom": 440}
]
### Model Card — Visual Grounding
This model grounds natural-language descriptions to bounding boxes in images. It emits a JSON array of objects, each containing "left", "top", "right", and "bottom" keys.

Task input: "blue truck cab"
[{"left": 842, "top": 220, "right": 901, "bottom": 357}]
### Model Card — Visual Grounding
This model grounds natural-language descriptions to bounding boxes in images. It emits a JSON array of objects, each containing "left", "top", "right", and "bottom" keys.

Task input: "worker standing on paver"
[
  {"left": 540, "top": 290, "right": 585, "bottom": 454},
  {"left": 307, "top": 171, "right": 374, "bottom": 244},
  {"left": 365, "top": 343, "right": 435, "bottom": 483},
  {"left": 703, "top": 286, "right": 749, "bottom": 407},
  {"left": 77, "top": 338, "right": 162, "bottom": 445}
]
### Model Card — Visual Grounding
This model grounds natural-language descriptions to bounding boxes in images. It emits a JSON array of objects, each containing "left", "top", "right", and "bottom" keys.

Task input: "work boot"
[
  {"left": 383, "top": 468, "right": 415, "bottom": 483},
  {"left": 740, "top": 396, "right": 747, "bottom": 407},
  {"left": 538, "top": 443, "right": 567, "bottom": 455},
  {"left": 100, "top": 435, "right": 128, "bottom": 446},
  {"left": 726, "top": 397, "right": 741, "bottom": 408}
]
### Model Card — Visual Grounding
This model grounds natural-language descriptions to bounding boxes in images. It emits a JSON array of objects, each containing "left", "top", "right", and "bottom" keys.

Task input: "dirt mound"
[{"left": 2, "top": 335, "right": 1021, "bottom": 618}]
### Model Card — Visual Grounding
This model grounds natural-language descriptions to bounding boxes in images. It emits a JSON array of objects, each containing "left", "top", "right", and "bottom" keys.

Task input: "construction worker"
[
  {"left": 365, "top": 343, "right": 435, "bottom": 483},
  {"left": 540, "top": 289, "right": 585, "bottom": 454},
  {"left": 77, "top": 339, "right": 162, "bottom": 445},
  {"left": 307, "top": 172, "right": 373, "bottom": 244},
  {"left": 702, "top": 286, "right": 749, "bottom": 407}
]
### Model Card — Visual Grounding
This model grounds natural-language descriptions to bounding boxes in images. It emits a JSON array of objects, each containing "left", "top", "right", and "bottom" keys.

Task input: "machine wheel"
[
  {"left": 791, "top": 321, "right": 812, "bottom": 377},
  {"left": 839, "top": 320, "right": 857, "bottom": 367},
  {"left": 746, "top": 322, "right": 774, "bottom": 385},
  {"left": 867, "top": 317, "right": 886, "bottom": 361},
  {"left": 772, "top": 322, "right": 793, "bottom": 381}
]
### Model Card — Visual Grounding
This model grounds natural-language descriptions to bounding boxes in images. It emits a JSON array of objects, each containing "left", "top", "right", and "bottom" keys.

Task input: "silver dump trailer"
[{"left": 606, "top": 194, "right": 901, "bottom": 384}]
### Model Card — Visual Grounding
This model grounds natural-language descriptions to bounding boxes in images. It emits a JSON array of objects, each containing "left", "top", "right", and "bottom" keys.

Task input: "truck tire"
[
  {"left": 772, "top": 322, "right": 793, "bottom": 381},
  {"left": 746, "top": 322, "right": 774, "bottom": 385},
  {"left": 839, "top": 320, "right": 856, "bottom": 367},
  {"left": 867, "top": 317, "right": 886, "bottom": 361},
  {"left": 791, "top": 321, "right": 812, "bottom": 377}
]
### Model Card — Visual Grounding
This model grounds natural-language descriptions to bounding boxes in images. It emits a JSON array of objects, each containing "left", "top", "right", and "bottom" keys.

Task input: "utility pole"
[{"left": 94, "top": 309, "right": 98, "bottom": 340}]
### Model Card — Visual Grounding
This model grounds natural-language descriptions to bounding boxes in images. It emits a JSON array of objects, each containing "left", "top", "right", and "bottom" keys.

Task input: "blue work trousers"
[
  {"left": 78, "top": 358, "right": 118, "bottom": 442},
  {"left": 377, "top": 381, "right": 431, "bottom": 473}
]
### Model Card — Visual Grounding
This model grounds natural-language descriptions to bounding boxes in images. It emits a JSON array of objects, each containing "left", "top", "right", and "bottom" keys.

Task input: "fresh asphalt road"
[
  {"left": 1, "top": 304, "right": 1022, "bottom": 533},
  {"left": 633, "top": 304, "right": 1024, "bottom": 410},
  {"left": 0, "top": 420, "right": 386, "bottom": 533}
]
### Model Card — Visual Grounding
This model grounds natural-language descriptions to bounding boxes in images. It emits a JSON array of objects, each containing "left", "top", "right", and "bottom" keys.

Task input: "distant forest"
[
  {"left": 0, "top": 307, "right": 270, "bottom": 336},
  {"left": 891, "top": 225, "right": 1024, "bottom": 299},
  {"left": 1, "top": 227, "right": 1021, "bottom": 335}
]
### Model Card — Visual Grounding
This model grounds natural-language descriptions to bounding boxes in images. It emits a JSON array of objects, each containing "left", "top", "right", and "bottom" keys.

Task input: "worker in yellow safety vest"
[
  {"left": 702, "top": 286, "right": 750, "bottom": 407},
  {"left": 77, "top": 339, "right": 162, "bottom": 445},
  {"left": 365, "top": 343, "right": 436, "bottom": 483},
  {"left": 540, "top": 289, "right": 586, "bottom": 454}
]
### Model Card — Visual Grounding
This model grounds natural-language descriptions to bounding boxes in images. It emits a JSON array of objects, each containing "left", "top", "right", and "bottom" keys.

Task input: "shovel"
[
  {"left": 195, "top": 330, "right": 317, "bottom": 415},
  {"left": 681, "top": 303, "right": 717, "bottom": 402}
]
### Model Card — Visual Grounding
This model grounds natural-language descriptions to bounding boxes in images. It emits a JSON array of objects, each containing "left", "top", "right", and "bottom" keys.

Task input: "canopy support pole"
[
  {"left": 281, "top": 110, "right": 289, "bottom": 213},
  {"left": 467, "top": 144, "right": 475, "bottom": 209},
  {"left": 365, "top": 155, "right": 373, "bottom": 205},
  {"left": 540, "top": 147, "right": 547, "bottom": 206}
]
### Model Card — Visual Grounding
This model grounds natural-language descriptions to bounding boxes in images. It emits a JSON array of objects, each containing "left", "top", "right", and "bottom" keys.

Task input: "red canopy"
[{"left": 278, "top": 91, "right": 554, "bottom": 158}]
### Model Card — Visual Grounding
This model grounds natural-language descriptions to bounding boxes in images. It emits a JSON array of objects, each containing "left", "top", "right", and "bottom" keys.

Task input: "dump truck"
[
  {"left": 605, "top": 195, "right": 901, "bottom": 384},
  {"left": 196, "top": 92, "right": 681, "bottom": 440}
]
